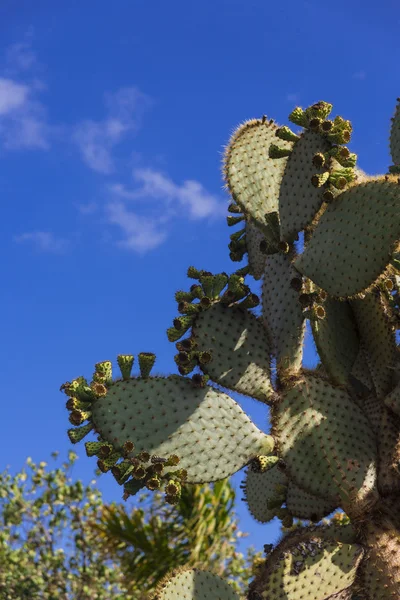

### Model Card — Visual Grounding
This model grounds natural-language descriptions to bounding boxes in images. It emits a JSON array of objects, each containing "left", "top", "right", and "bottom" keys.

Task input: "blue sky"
[{"left": 0, "top": 0, "right": 399, "bottom": 570}]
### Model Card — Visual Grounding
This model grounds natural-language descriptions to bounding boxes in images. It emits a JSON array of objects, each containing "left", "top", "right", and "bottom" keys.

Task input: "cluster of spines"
[
  {"left": 167, "top": 266, "right": 259, "bottom": 375},
  {"left": 269, "top": 101, "right": 357, "bottom": 203},
  {"left": 62, "top": 354, "right": 190, "bottom": 504}
]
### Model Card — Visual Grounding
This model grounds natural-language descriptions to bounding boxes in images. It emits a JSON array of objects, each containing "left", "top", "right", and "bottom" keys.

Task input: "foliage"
[{"left": 0, "top": 451, "right": 263, "bottom": 599}]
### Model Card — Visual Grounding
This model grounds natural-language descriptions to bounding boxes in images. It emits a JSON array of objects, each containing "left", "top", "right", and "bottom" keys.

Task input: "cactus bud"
[
  {"left": 138, "top": 352, "right": 156, "bottom": 378},
  {"left": 288, "top": 106, "right": 308, "bottom": 127},
  {"left": 290, "top": 277, "right": 303, "bottom": 292},
  {"left": 312, "top": 152, "right": 326, "bottom": 168},
  {"left": 311, "top": 172, "right": 330, "bottom": 188},
  {"left": 275, "top": 126, "right": 300, "bottom": 142},
  {"left": 227, "top": 202, "right": 242, "bottom": 213},
  {"left": 269, "top": 144, "right": 292, "bottom": 159},
  {"left": 117, "top": 355, "right": 134, "bottom": 380}
]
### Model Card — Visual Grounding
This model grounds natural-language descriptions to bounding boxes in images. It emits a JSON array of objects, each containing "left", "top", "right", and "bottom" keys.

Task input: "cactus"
[{"left": 61, "top": 99, "right": 400, "bottom": 599}]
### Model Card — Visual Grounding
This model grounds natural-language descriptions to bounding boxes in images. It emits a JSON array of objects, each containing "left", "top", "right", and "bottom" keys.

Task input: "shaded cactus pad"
[{"left": 294, "top": 176, "right": 400, "bottom": 298}]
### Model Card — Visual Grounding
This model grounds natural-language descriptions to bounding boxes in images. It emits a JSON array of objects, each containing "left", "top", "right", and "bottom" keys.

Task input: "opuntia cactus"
[{"left": 61, "top": 98, "right": 400, "bottom": 599}]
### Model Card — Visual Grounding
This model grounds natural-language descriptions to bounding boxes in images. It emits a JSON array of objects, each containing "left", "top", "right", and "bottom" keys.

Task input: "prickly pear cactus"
[{"left": 61, "top": 98, "right": 400, "bottom": 599}]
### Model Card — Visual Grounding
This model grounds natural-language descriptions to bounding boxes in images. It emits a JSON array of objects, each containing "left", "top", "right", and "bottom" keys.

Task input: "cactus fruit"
[{"left": 61, "top": 99, "right": 400, "bottom": 599}]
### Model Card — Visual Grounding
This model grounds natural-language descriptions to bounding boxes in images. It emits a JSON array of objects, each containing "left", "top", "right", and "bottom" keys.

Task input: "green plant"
[
  {"left": 0, "top": 452, "right": 261, "bottom": 599},
  {"left": 62, "top": 98, "right": 400, "bottom": 599}
]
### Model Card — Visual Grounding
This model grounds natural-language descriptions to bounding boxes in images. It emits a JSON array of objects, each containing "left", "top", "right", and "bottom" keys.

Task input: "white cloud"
[
  {"left": 109, "top": 168, "right": 226, "bottom": 219},
  {"left": 0, "top": 79, "right": 29, "bottom": 114},
  {"left": 0, "top": 37, "right": 51, "bottom": 150},
  {"left": 14, "top": 231, "right": 68, "bottom": 253},
  {"left": 72, "top": 87, "right": 151, "bottom": 174},
  {"left": 105, "top": 201, "right": 167, "bottom": 253},
  {"left": 103, "top": 168, "right": 225, "bottom": 253}
]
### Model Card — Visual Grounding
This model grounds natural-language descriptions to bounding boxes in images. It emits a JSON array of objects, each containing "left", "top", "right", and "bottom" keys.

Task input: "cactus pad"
[
  {"left": 294, "top": 176, "right": 400, "bottom": 298},
  {"left": 242, "top": 461, "right": 288, "bottom": 523},
  {"left": 277, "top": 129, "right": 331, "bottom": 242},
  {"left": 150, "top": 567, "right": 240, "bottom": 600},
  {"left": 88, "top": 374, "right": 274, "bottom": 484},
  {"left": 248, "top": 528, "right": 364, "bottom": 600},
  {"left": 191, "top": 303, "right": 274, "bottom": 402},
  {"left": 285, "top": 480, "right": 337, "bottom": 522},
  {"left": 223, "top": 118, "right": 293, "bottom": 226},
  {"left": 262, "top": 252, "right": 305, "bottom": 375},
  {"left": 351, "top": 292, "right": 396, "bottom": 399},
  {"left": 272, "top": 373, "right": 379, "bottom": 517},
  {"left": 310, "top": 297, "right": 359, "bottom": 386},
  {"left": 389, "top": 98, "right": 400, "bottom": 172}
]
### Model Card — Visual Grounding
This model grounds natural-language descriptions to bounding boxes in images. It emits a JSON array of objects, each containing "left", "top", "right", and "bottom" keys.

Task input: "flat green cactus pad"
[
  {"left": 192, "top": 303, "right": 274, "bottom": 403},
  {"left": 242, "top": 461, "right": 288, "bottom": 523},
  {"left": 361, "top": 394, "right": 385, "bottom": 435},
  {"left": 294, "top": 176, "right": 400, "bottom": 298},
  {"left": 286, "top": 480, "right": 337, "bottom": 522},
  {"left": 389, "top": 98, "right": 400, "bottom": 170},
  {"left": 278, "top": 130, "right": 331, "bottom": 242},
  {"left": 262, "top": 252, "right": 305, "bottom": 374},
  {"left": 248, "top": 531, "right": 364, "bottom": 600},
  {"left": 150, "top": 567, "right": 240, "bottom": 600},
  {"left": 310, "top": 298, "right": 359, "bottom": 386},
  {"left": 384, "top": 381, "right": 400, "bottom": 417},
  {"left": 350, "top": 347, "right": 375, "bottom": 393},
  {"left": 89, "top": 375, "right": 274, "bottom": 484},
  {"left": 377, "top": 407, "right": 400, "bottom": 495},
  {"left": 351, "top": 292, "right": 396, "bottom": 399},
  {"left": 223, "top": 118, "right": 293, "bottom": 226},
  {"left": 245, "top": 218, "right": 268, "bottom": 279},
  {"left": 272, "top": 373, "right": 379, "bottom": 517}
]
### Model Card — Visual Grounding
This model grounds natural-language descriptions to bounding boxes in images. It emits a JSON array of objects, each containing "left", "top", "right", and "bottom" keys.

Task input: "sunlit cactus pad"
[
  {"left": 64, "top": 361, "right": 274, "bottom": 493},
  {"left": 248, "top": 528, "right": 364, "bottom": 600},
  {"left": 150, "top": 567, "right": 240, "bottom": 600},
  {"left": 271, "top": 373, "right": 379, "bottom": 514},
  {"left": 223, "top": 118, "right": 293, "bottom": 224}
]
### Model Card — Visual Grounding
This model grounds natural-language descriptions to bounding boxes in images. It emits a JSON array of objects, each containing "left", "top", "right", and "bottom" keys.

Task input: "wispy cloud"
[
  {"left": 14, "top": 231, "right": 69, "bottom": 253},
  {"left": 0, "top": 37, "right": 51, "bottom": 151},
  {"left": 103, "top": 168, "right": 225, "bottom": 253},
  {"left": 105, "top": 201, "right": 168, "bottom": 253},
  {"left": 0, "top": 77, "right": 50, "bottom": 150},
  {"left": 72, "top": 87, "right": 151, "bottom": 174},
  {"left": 109, "top": 168, "right": 226, "bottom": 219}
]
